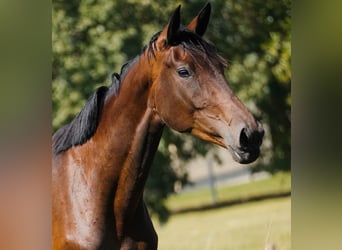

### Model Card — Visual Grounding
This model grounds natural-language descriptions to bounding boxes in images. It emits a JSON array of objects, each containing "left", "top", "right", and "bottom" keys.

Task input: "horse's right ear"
[
  {"left": 187, "top": 3, "right": 211, "bottom": 37},
  {"left": 156, "top": 5, "right": 181, "bottom": 50}
]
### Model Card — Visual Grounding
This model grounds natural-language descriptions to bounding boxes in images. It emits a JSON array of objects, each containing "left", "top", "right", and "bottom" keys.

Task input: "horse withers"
[{"left": 52, "top": 3, "right": 264, "bottom": 250}]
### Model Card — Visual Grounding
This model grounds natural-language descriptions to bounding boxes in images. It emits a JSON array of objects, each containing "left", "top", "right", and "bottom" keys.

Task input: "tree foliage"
[{"left": 52, "top": 0, "right": 291, "bottom": 222}]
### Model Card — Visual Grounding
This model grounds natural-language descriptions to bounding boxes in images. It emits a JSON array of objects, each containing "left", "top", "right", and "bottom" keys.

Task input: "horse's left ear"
[
  {"left": 157, "top": 5, "right": 181, "bottom": 50},
  {"left": 187, "top": 2, "right": 211, "bottom": 36}
]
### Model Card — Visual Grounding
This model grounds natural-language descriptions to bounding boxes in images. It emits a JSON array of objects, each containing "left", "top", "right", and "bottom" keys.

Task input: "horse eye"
[{"left": 177, "top": 68, "right": 191, "bottom": 78}]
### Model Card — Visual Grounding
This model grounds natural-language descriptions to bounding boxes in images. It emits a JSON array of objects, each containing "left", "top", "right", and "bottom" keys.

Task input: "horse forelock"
[{"left": 145, "top": 28, "right": 227, "bottom": 68}]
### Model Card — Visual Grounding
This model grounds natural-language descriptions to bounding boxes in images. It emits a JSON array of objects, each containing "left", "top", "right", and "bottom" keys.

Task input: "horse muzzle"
[{"left": 224, "top": 121, "right": 264, "bottom": 164}]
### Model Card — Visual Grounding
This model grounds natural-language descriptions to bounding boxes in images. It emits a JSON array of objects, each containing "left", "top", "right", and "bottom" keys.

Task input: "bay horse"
[{"left": 52, "top": 3, "right": 264, "bottom": 250}]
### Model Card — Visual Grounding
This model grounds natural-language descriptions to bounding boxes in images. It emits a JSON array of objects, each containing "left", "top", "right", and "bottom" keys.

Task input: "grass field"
[
  {"left": 166, "top": 172, "right": 291, "bottom": 212},
  {"left": 153, "top": 172, "right": 291, "bottom": 249},
  {"left": 155, "top": 197, "right": 291, "bottom": 250}
]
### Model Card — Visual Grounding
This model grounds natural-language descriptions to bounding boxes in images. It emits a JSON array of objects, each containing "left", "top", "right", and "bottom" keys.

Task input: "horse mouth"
[
  {"left": 193, "top": 131, "right": 260, "bottom": 164},
  {"left": 214, "top": 134, "right": 260, "bottom": 164},
  {"left": 220, "top": 131, "right": 261, "bottom": 164},
  {"left": 191, "top": 116, "right": 263, "bottom": 164},
  {"left": 227, "top": 145, "right": 260, "bottom": 164},
  {"left": 210, "top": 128, "right": 261, "bottom": 164}
]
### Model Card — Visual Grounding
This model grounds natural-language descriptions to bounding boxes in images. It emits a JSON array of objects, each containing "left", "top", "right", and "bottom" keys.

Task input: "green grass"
[
  {"left": 155, "top": 197, "right": 291, "bottom": 250},
  {"left": 166, "top": 172, "right": 291, "bottom": 212}
]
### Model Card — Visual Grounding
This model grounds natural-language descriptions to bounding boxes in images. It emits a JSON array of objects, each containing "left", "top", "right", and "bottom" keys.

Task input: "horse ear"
[
  {"left": 187, "top": 2, "right": 211, "bottom": 36},
  {"left": 157, "top": 5, "right": 181, "bottom": 49}
]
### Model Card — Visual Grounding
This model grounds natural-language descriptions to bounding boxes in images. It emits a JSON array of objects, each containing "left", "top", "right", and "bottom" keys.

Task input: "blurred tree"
[{"left": 52, "top": 0, "right": 290, "bottom": 222}]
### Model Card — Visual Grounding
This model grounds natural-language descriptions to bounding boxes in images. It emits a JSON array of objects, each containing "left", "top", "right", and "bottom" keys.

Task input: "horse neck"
[
  {"left": 92, "top": 53, "right": 164, "bottom": 218},
  {"left": 98, "top": 53, "right": 163, "bottom": 163}
]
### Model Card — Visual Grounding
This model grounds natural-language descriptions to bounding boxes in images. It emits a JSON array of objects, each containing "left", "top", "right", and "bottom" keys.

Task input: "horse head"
[{"left": 148, "top": 3, "right": 264, "bottom": 164}]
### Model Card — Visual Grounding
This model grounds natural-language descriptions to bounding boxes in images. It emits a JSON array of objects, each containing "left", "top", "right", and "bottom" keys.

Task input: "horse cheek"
[{"left": 156, "top": 81, "right": 192, "bottom": 132}]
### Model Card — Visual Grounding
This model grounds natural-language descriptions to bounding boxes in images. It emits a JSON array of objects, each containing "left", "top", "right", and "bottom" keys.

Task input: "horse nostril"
[
  {"left": 239, "top": 125, "right": 264, "bottom": 149},
  {"left": 239, "top": 128, "right": 249, "bottom": 149}
]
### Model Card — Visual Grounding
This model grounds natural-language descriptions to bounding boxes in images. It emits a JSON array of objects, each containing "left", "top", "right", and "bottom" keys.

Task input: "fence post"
[{"left": 207, "top": 152, "right": 217, "bottom": 204}]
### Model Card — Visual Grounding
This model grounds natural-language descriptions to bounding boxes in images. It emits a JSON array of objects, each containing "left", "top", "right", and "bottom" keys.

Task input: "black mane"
[
  {"left": 52, "top": 86, "right": 109, "bottom": 155},
  {"left": 52, "top": 55, "right": 138, "bottom": 155}
]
